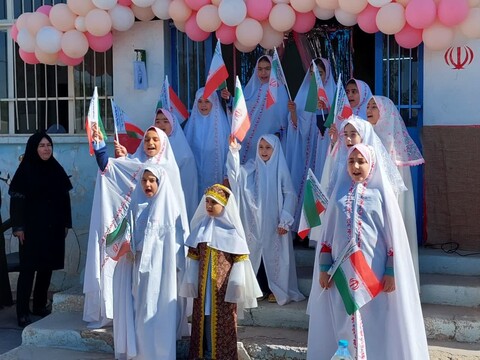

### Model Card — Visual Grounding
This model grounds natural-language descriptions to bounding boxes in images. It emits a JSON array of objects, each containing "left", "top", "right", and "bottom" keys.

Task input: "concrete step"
[
  {"left": 419, "top": 247, "right": 480, "bottom": 276},
  {"left": 0, "top": 345, "right": 114, "bottom": 360},
  {"left": 420, "top": 273, "right": 480, "bottom": 307}
]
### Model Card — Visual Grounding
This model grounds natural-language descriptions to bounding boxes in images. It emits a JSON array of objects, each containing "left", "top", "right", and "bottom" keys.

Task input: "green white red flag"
[
  {"left": 105, "top": 213, "right": 132, "bottom": 261},
  {"left": 86, "top": 86, "right": 107, "bottom": 156},
  {"left": 298, "top": 169, "right": 328, "bottom": 239},
  {"left": 157, "top": 76, "right": 189, "bottom": 123},
  {"left": 324, "top": 74, "right": 353, "bottom": 129},
  {"left": 111, "top": 100, "right": 144, "bottom": 154},
  {"left": 231, "top": 76, "right": 250, "bottom": 141},
  {"left": 203, "top": 41, "right": 229, "bottom": 100},
  {"left": 304, "top": 59, "right": 329, "bottom": 113}
]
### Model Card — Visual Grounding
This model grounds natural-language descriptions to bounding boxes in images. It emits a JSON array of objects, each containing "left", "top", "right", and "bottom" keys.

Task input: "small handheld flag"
[
  {"left": 231, "top": 76, "right": 250, "bottom": 141},
  {"left": 204, "top": 41, "right": 229, "bottom": 100},
  {"left": 325, "top": 74, "right": 353, "bottom": 129},
  {"left": 86, "top": 87, "right": 107, "bottom": 156},
  {"left": 111, "top": 100, "right": 144, "bottom": 154}
]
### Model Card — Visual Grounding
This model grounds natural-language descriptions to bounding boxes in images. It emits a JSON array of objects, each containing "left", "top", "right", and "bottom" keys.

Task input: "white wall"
[
  {"left": 424, "top": 37, "right": 480, "bottom": 126},
  {"left": 113, "top": 20, "right": 166, "bottom": 130}
]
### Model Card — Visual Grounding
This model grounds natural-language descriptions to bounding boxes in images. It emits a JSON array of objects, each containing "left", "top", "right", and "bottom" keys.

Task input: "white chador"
[
  {"left": 285, "top": 58, "right": 336, "bottom": 231},
  {"left": 348, "top": 78, "right": 372, "bottom": 120},
  {"left": 227, "top": 134, "right": 305, "bottom": 305},
  {"left": 240, "top": 55, "right": 289, "bottom": 164},
  {"left": 183, "top": 87, "right": 230, "bottom": 202},
  {"left": 82, "top": 129, "right": 189, "bottom": 340},
  {"left": 306, "top": 144, "right": 429, "bottom": 360},
  {"left": 111, "top": 165, "right": 183, "bottom": 360}
]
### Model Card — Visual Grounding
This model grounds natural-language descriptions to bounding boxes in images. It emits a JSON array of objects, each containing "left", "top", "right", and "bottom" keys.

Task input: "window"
[
  {"left": 375, "top": 33, "right": 423, "bottom": 128},
  {"left": 0, "top": 0, "right": 113, "bottom": 135}
]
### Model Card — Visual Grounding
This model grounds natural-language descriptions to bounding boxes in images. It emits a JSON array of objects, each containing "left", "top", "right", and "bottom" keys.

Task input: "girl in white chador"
[
  {"left": 367, "top": 96, "right": 425, "bottom": 287},
  {"left": 183, "top": 87, "right": 230, "bottom": 202},
  {"left": 285, "top": 58, "right": 336, "bottom": 231},
  {"left": 345, "top": 78, "right": 373, "bottom": 120},
  {"left": 109, "top": 165, "right": 183, "bottom": 360},
  {"left": 227, "top": 134, "right": 305, "bottom": 305},
  {"left": 306, "top": 144, "right": 429, "bottom": 360}
]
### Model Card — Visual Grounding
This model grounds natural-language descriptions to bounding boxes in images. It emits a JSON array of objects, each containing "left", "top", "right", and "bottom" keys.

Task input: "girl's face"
[
  {"left": 343, "top": 123, "right": 362, "bottom": 147},
  {"left": 154, "top": 112, "right": 172, "bottom": 136},
  {"left": 346, "top": 82, "right": 360, "bottom": 108},
  {"left": 141, "top": 170, "right": 158, "bottom": 197},
  {"left": 366, "top": 98, "right": 380, "bottom": 125},
  {"left": 258, "top": 138, "right": 274, "bottom": 162},
  {"left": 197, "top": 97, "right": 213, "bottom": 116},
  {"left": 257, "top": 59, "right": 271, "bottom": 84},
  {"left": 348, "top": 149, "right": 370, "bottom": 183},
  {"left": 143, "top": 129, "right": 161, "bottom": 157},
  {"left": 37, "top": 137, "right": 53, "bottom": 161},
  {"left": 205, "top": 197, "right": 224, "bottom": 217},
  {"left": 310, "top": 63, "right": 326, "bottom": 85}
]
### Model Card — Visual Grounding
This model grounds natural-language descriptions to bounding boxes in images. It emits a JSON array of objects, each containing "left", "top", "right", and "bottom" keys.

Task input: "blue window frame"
[{"left": 375, "top": 33, "right": 424, "bottom": 244}]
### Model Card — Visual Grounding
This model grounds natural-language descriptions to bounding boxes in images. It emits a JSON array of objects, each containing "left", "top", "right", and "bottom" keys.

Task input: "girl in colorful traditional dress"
[
  {"left": 183, "top": 88, "right": 230, "bottom": 202},
  {"left": 227, "top": 134, "right": 305, "bottom": 305},
  {"left": 366, "top": 95, "right": 425, "bottom": 287},
  {"left": 345, "top": 78, "right": 372, "bottom": 120},
  {"left": 241, "top": 55, "right": 289, "bottom": 163},
  {"left": 285, "top": 57, "right": 336, "bottom": 232},
  {"left": 180, "top": 184, "right": 261, "bottom": 360},
  {"left": 306, "top": 143, "right": 429, "bottom": 360},
  {"left": 109, "top": 165, "right": 183, "bottom": 360}
]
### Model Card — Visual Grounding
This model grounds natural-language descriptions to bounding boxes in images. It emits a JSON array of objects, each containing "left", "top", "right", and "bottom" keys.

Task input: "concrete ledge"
[
  {"left": 420, "top": 274, "right": 480, "bottom": 307},
  {"left": 419, "top": 247, "right": 480, "bottom": 276}
]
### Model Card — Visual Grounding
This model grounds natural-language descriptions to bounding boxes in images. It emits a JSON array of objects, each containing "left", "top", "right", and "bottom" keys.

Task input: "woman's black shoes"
[{"left": 17, "top": 314, "right": 32, "bottom": 328}]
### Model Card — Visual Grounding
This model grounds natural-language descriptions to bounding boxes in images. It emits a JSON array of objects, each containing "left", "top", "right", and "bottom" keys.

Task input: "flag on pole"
[
  {"left": 157, "top": 75, "right": 171, "bottom": 111},
  {"left": 267, "top": 47, "right": 290, "bottom": 108},
  {"left": 203, "top": 41, "right": 229, "bottom": 100},
  {"left": 105, "top": 213, "right": 133, "bottom": 262},
  {"left": 231, "top": 76, "right": 250, "bottom": 141},
  {"left": 324, "top": 74, "right": 353, "bottom": 129},
  {"left": 332, "top": 246, "right": 383, "bottom": 315},
  {"left": 111, "top": 100, "right": 144, "bottom": 154},
  {"left": 86, "top": 87, "right": 107, "bottom": 156},
  {"left": 157, "top": 76, "right": 189, "bottom": 123},
  {"left": 304, "top": 60, "right": 329, "bottom": 113},
  {"left": 298, "top": 169, "right": 328, "bottom": 239}
]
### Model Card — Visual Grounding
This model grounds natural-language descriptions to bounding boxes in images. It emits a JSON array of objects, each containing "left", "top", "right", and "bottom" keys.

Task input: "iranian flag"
[
  {"left": 332, "top": 248, "right": 383, "bottom": 315},
  {"left": 86, "top": 87, "right": 107, "bottom": 156},
  {"left": 298, "top": 169, "right": 328, "bottom": 239},
  {"left": 266, "top": 48, "right": 281, "bottom": 109},
  {"left": 105, "top": 214, "right": 132, "bottom": 262},
  {"left": 157, "top": 75, "right": 189, "bottom": 123},
  {"left": 304, "top": 59, "right": 329, "bottom": 113},
  {"left": 324, "top": 74, "right": 353, "bottom": 129},
  {"left": 203, "top": 41, "right": 229, "bottom": 100},
  {"left": 231, "top": 76, "right": 250, "bottom": 141},
  {"left": 111, "top": 100, "right": 144, "bottom": 154}
]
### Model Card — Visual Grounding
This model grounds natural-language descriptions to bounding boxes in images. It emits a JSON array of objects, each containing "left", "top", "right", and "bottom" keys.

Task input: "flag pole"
[
  {"left": 273, "top": 47, "right": 292, "bottom": 101},
  {"left": 111, "top": 99, "right": 119, "bottom": 143}
]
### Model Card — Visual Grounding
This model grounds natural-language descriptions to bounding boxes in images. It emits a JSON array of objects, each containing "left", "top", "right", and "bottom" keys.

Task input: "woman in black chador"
[{"left": 9, "top": 132, "right": 72, "bottom": 327}]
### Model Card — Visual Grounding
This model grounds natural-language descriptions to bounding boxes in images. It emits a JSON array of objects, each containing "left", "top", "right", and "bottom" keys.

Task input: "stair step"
[
  {"left": 0, "top": 345, "right": 114, "bottom": 360},
  {"left": 52, "top": 284, "right": 84, "bottom": 313},
  {"left": 419, "top": 247, "right": 480, "bottom": 276},
  {"left": 420, "top": 273, "right": 480, "bottom": 307}
]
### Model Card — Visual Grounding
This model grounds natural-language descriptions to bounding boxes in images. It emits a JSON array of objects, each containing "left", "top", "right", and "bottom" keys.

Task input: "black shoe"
[
  {"left": 17, "top": 314, "right": 32, "bottom": 328},
  {"left": 31, "top": 307, "right": 51, "bottom": 317}
]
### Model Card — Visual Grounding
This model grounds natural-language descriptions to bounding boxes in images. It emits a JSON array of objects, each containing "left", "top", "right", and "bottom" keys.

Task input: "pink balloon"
[
  {"left": 185, "top": 0, "right": 210, "bottom": 11},
  {"left": 246, "top": 0, "right": 273, "bottom": 21},
  {"left": 292, "top": 11, "right": 316, "bottom": 33},
  {"left": 37, "top": 5, "right": 53, "bottom": 16},
  {"left": 11, "top": 24, "right": 18, "bottom": 41},
  {"left": 357, "top": 4, "right": 379, "bottom": 34},
  {"left": 405, "top": 0, "right": 436, "bottom": 30},
  {"left": 58, "top": 50, "right": 84, "bottom": 66},
  {"left": 437, "top": 0, "right": 469, "bottom": 27},
  {"left": 216, "top": 23, "right": 237, "bottom": 44},
  {"left": 85, "top": 32, "right": 114, "bottom": 52},
  {"left": 394, "top": 23, "right": 422, "bottom": 49},
  {"left": 118, "top": 0, "right": 133, "bottom": 5},
  {"left": 185, "top": 12, "right": 210, "bottom": 42},
  {"left": 19, "top": 49, "right": 39, "bottom": 65}
]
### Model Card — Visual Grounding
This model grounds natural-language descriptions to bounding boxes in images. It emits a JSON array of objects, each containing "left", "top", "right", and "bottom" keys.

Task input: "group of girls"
[{"left": 82, "top": 52, "right": 428, "bottom": 359}]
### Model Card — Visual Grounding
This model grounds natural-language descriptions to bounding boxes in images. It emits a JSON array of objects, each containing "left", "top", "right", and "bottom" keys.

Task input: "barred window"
[{"left": 0, "top": 0, "right": 113, "bottom": 135}]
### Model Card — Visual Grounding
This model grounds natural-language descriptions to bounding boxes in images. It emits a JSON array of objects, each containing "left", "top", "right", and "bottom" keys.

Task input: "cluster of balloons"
[{"left": 12, "top": 0, "right": 480, "bottom": 66}]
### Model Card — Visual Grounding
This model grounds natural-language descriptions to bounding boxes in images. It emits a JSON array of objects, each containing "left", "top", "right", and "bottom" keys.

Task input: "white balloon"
[
  {"left": 367, "top": 0, "right": 391, "bottom": 7},
  {"left": 259, "top": 21, "right": 284, "bottom": 49},
  {"left": 131, "top": 4, "right": 156, "bottom": 21},
  {"left": 313, "top": 6, "right": 335, "bottom": 19},
  {"left": 17, "top": 28, "right": 36, "bottom": 53},
  {"left": 422, "top": 21, "right": 454, "bottom": 50},
  {"left": 74, "top": 17, "right": 87, "bottom": 32},
  {"left": 234, "top": 39, "right": 257, "bottom": 53},
  {"left": 109, "top": 5, "right": 136, "bottom": 31},
  {"left": 132, "top": 0, "right": 156, "bottom": 7},
  {"left": 152, "top": 0, "right": 172, "bottom": 19},
  {"left": 269, "top": 3, "right": 296, "bottom": 32},
  {"left": 92, "top": 0, "right": 118, "bottom": 10},
  {"left": 315, "top": 0, "right": 339, "bottom": 10},
  {"left": 218, "top": 0, "right": 247, "bottom": 27},
  {"left": 335, "top": 8, "right": 358, "bottom": 26},
  {"left": 236, "top": 18, "right": 263, "bottom": 47},
  {"left": 459, "top": 8, "right": 480, "bottom": 38},
  {"left": 290, "top": 0, "right": 316, "bottom": 13},
  {"left": 36, "top": 26, "right": 63, "bottom": 54},
  {"left": 338, "top": 0, "right": 368, "bottom": 14},
  {"left": 211, "top": 0, "right": 221, "bottom": 4}
]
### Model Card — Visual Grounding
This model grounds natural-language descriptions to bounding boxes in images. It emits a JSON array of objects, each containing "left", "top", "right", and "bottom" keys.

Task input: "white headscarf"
[
  {"left": 347, "top": 78, "right": 372, "bottom": 120},
  {"left": 183, "top": 87, "right": 230, "bottom": 201},
  {"left": 155, "top": 108, "right": 199, "bottom": 219},
  {"left": 370, "top": 96, "right": 425, "bottom": 167},
  {"left": 186, "top": 185, "right": 249, "bottom": 255},
  {"left": 241, "top": 56, "right": 289, "bottom": 163}
]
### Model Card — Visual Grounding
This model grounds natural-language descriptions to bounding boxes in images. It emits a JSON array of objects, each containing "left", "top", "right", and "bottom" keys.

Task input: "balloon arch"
[{"left": 11, "top": 0, "right": 480, "bottom": 66}]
